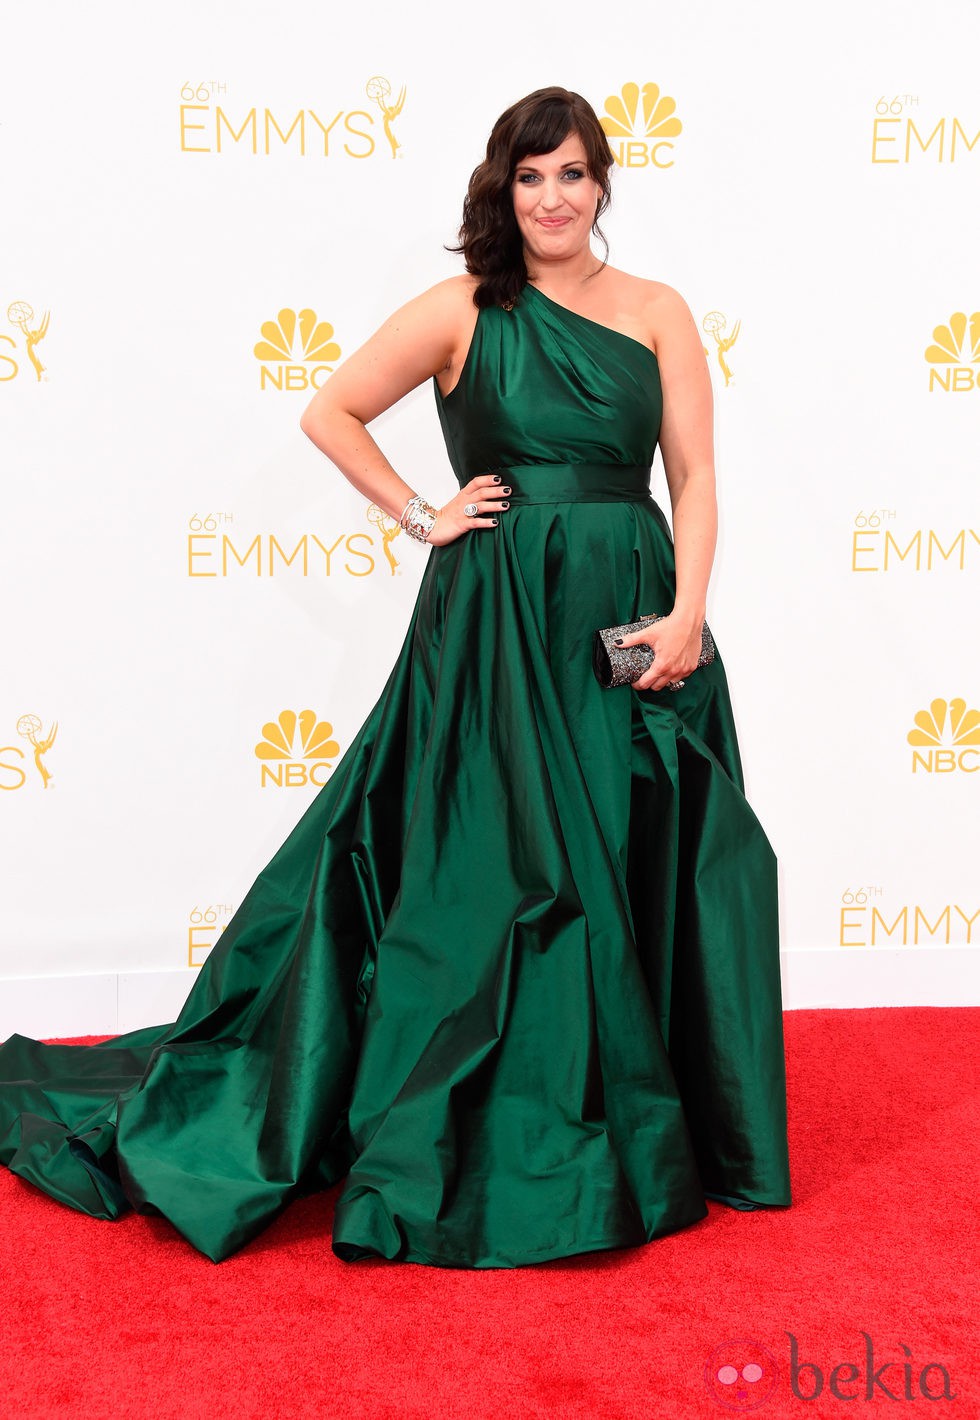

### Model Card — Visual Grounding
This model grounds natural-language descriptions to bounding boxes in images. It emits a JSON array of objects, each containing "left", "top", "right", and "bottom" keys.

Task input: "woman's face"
[{"left": 511, "top": 131, "right": 602, "bottom": 269}]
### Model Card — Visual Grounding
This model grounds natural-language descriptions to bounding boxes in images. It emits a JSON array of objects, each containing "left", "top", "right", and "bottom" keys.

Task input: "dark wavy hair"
[{"left": 449, "top": 87, "right": 615, "bottom": 310}]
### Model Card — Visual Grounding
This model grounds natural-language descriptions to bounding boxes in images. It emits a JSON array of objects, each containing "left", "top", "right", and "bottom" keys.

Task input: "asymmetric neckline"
[
  {"left": 435, "top": 282, "right": 660, "bottom": 404},
  {"left": 523, "top": 284, "right": 660, "bottom": 368}
]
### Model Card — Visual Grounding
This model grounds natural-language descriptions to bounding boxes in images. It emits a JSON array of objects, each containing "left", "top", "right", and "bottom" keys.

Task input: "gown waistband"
[{"left": 462, "top": 463, "right": 652, "bottom": 505}]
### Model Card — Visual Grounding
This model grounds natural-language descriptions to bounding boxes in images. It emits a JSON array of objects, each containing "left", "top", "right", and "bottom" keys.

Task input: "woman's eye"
[{"left": 514, "top": 169, "right": 585, "bottom": 184}]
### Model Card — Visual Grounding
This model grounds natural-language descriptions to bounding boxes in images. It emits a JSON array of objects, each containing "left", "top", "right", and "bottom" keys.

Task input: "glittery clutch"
[{"left": 592, "top": 614, "right": 716, "bottom": 690}]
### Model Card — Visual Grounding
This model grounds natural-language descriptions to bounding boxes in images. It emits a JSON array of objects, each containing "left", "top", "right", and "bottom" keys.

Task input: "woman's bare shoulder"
[
  {"left": 609, "top": 268, "right": 694, "bottom": 321},
  {"left": 406, "top": 272, "right": 480, "bottom": 316},
  {"left": 360, "top": 274, "right": 478, "bottom": 369},
  {"left": 385, "top": 275, "right": 481, "bottom": 388}
]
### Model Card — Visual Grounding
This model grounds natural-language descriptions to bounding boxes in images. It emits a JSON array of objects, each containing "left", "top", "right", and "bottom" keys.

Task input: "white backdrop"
[{"left": 2, "top": 0, "right": 978, "bottom": 1036}]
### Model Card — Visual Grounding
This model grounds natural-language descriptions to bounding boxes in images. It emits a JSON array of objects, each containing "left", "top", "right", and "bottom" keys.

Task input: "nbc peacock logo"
[
  {"left": 924, "top": 310, "right": 980, "bottom": 392},
  {"left": 255, "top": 709, "right": 341, "bottom": 787},
  {"left": 599, "top": 82, "right": 682, "bottom": 169},
  {"left": 254, "top": 308, "right": 341, "bottom": 392},
  {"left": 908, "top": 697, "right": 980, "bottom": 773}
]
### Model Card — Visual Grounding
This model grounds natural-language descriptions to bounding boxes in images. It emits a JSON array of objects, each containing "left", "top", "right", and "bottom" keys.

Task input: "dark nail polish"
[
  {"left": 501, "top": 501, "right": 510, "bottom": 509},
  {"left": 613, "top": 638, "right": 623, "bottom": 645},
  {"left": 503, "top": 486, "right": 512, "bottom": 494},
  {"left": 492, "top": 518, "right": 499, "bottom": 525},
  {"left": 493, "top": 475, "right": 502, "bottom": 483}
]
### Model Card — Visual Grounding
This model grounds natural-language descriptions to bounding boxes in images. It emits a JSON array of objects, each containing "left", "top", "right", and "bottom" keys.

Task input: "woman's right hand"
[{"left": 426, "top": 474, "right": 512, "bottom": 547}]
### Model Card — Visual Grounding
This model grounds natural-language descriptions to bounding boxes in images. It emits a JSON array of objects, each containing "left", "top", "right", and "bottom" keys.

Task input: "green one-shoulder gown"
[{"left": 0, "top": 285, "right": 791, "bottom": 1267}]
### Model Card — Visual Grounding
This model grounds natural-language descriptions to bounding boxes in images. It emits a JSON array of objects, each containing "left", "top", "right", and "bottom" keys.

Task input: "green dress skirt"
[{"left": 0, "top": 284, "right": 791, "bottom": 1267}]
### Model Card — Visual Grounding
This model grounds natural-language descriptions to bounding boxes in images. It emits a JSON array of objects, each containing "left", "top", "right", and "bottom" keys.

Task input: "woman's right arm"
[{"left": 299, "top": 276, "right": 509, "bottom": 546}]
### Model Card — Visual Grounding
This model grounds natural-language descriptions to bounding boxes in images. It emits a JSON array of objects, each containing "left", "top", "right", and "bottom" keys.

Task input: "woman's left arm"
[{"left": 619, "top": 284, "right": 717, "bottom": 692}]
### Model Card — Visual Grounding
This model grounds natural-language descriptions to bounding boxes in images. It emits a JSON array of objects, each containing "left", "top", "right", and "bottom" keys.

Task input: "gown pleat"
[{"left": 0, "top": 283, "right": 791, "bottom": 1267}]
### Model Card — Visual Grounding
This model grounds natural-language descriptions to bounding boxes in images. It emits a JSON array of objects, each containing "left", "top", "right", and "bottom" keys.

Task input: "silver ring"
[
  {"left": 463, "top": 502, "right": 479, "bottom": 517},
  {"left": 668, "top": 680, "right": 686, "bottom": 691}
]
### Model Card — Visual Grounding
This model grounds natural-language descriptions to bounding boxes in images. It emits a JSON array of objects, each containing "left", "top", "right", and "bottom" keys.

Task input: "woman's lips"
[{"left": 537, "top": 217, "right": 571, "bottom": 227}]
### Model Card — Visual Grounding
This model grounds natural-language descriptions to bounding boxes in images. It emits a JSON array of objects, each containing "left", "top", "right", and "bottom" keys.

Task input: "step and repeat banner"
[{"left": 2, "top": 1, "right": 977, "bottom": 1026}]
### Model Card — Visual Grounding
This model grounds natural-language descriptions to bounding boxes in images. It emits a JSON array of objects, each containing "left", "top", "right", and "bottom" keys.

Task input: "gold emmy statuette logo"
[
  {"left": 366, "top": 502, "right": 402, "bottom": 574},
  {"left": 701, "top": 311, "right": 740, "bottom": 387},
  {"left": 254, "top": 307, "right": 341, "bottom": 392},
  {"left": 908, "top": 697, "right": 980, "bottom": 773},
  {"left": 0, "top": 713, "right": 58, "bottom": 791},
  {"left": 925, "top": 310, "right": 980, "bottom": 392},
  {"left": 255, "top": 709, "right": 340, "bottom": 787},
  {"left": 366, "top": 76, "right": 406, "bottom": 158},
  {"left": 3, "top": 301, "right": 50, "bottom": 382},
  {"left": 599, "top": 82, "right": 682, "bottom": 168}
]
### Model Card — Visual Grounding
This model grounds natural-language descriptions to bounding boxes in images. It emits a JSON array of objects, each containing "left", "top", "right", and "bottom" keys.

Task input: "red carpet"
[{"left": 1, "top": 1007, "right": 976, "bottom": 1418}]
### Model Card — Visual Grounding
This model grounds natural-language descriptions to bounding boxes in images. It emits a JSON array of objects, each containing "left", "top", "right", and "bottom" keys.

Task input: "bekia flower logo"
[{"left": 704, "top": 1339, "right": 779, "bottom": 1410}]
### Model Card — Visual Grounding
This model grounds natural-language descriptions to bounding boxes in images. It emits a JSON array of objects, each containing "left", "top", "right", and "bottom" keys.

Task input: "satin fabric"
[{"left": 0, "top": 284, "right": 791, "bottom": 1267}]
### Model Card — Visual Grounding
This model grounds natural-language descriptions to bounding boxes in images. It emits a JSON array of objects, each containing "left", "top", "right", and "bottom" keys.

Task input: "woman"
[{"left": 0, "top": 87, "right": 790, "bottom": 1268}]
